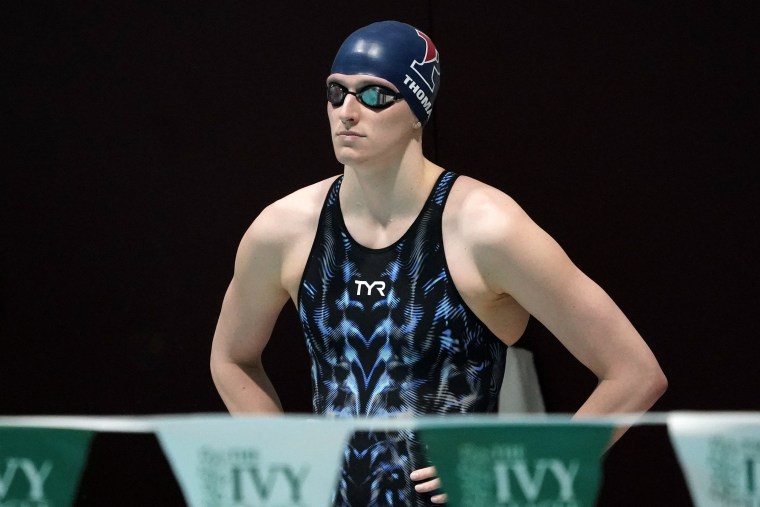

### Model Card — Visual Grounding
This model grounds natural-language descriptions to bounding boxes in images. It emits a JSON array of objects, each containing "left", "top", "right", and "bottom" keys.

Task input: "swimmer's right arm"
[{"left": 210, "top": 209, "right": 291, "bottom": 414}]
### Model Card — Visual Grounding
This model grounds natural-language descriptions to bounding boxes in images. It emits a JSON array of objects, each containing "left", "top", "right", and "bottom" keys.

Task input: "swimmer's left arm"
[
  {"left": 409, "top": 187, "right": 667, "bottom": 495},
  {"left": 472, "top": 190, "right": 667, "bottom": 442}
]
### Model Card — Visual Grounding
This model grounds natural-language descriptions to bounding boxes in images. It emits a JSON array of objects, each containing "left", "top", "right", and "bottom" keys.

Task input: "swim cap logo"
[
  {"left": 403, "top": 29, "right": 440, "bottom": 120},
  {"left": 410, "top": 30, "right": 440, "bottom": 93}
]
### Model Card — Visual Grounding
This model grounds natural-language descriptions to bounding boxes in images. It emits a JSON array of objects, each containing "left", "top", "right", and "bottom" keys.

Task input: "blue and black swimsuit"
[{"left": 298, "top": 171, "right": 507, "bottom": 506}]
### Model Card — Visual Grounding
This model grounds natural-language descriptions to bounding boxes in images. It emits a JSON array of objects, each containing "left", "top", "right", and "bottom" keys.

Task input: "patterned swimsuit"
[{"left": 298, "top": 171, "right": 507, "bottom": 506}]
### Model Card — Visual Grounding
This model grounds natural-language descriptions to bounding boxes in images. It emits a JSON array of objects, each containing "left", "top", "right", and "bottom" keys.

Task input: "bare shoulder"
[
  {"left": 236, "top": 175, "right": 338, "bottom": 297},
  {"left": 241, "top": 176, "right": 338, "bottom": 250},
  {"left": 446, "top": 174, "right": 574, "bottom": 299},
  {"left": 446, "top": 175, "right": 534, "bottom": 247}
]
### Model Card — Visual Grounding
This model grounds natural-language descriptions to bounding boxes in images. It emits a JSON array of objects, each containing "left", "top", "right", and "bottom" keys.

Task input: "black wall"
[{"left": 4, "top": 2, "right": 757, "bottom": 505}]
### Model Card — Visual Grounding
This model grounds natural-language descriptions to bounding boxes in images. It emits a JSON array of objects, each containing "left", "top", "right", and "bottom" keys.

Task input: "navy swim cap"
[{"left": 331, "top": 21, "right": 441, "bottom": 125}]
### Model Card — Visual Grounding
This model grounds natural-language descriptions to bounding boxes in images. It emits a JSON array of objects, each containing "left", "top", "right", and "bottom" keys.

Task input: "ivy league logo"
[
  {"left": 707, "top": 435, "right": 760, "bottom": 504},
  {"left": 199, "top": 447, "right": 309, "bottom": 506},
  {"left": 457, "top": 444, "right": 583, "bottom": 506},
  {"left": 0, "top": 457, "right": 53, "bottom": 504}
]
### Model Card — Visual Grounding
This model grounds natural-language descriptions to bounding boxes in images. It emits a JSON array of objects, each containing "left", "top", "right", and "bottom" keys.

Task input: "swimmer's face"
[{"left": 326, "top": 73, "right": 420, "bottom": 168}]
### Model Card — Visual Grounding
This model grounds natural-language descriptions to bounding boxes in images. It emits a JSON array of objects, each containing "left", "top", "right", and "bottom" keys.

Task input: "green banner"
[
  {"left": 0, "top": 427, "right": 93, "bottom": 507},
  {"left": 417, "top": 419, "right": 612, "bottom": 507}
]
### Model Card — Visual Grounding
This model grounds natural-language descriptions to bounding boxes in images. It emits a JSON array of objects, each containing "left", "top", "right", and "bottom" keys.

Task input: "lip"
[{"left": 337, "top": 130, "right": 364, "bottom": 138}]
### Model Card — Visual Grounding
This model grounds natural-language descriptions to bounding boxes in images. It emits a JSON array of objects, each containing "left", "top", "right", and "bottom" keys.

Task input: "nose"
[{"left": 337, "top": 93, "right": 361, "bottom": 124}]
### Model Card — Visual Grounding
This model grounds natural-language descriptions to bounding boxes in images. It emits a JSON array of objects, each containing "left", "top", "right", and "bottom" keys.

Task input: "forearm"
[{"left": 211, "top": 358, "right": 283, "bottom": 414}]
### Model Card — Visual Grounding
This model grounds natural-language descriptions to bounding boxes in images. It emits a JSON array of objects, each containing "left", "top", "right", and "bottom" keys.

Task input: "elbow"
[
  {"left": 610, "top": 358, "right": 667, "bottom": 412},
  {"left": 654, "top": 368, "right": 668, "bottom": 400},
  {"left": 209, "top": 350, "right": 228, "bottom": 389},
  {"left": 641, "top": 363, "right": 668, "bottom": 409},
  {"left": 210, "top": 356, "right": 220, "bottom": 389}
]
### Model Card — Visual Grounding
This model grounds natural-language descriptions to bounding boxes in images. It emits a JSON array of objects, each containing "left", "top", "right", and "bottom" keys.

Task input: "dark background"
[{"left": 3, "top": 1, "right": 757, "bottom": 505}]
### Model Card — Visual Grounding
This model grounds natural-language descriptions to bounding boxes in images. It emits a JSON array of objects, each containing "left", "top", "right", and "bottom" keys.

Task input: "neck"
[{"left": 340, "top": 152, "right": 442, "bottom": 227}]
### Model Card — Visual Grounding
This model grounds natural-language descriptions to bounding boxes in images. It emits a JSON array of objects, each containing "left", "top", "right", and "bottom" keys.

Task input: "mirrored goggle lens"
[{"left": 326, "top": 83, "right": 401, "bottom": 109}]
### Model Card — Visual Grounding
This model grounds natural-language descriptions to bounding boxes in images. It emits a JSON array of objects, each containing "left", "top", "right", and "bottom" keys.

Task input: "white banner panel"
[
  {"left": 154, "top": 415, "right": 355, "bottom": 507},
  {"left": 667, "top": 412, "right": 760, "bottom": 507}
]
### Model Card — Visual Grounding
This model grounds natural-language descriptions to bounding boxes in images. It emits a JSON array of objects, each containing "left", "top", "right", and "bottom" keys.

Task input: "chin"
[{"left": 334, "top": 148, "right": 368, "bottom": 167}]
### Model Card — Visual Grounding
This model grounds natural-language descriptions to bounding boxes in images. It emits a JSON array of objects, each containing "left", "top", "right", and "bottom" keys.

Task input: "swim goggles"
[{"left": 326, "top": 82, "right": 404, "bottom": 109}]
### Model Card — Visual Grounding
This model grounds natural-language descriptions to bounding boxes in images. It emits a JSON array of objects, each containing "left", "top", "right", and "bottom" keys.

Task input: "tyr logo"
[{"left": 354, "top": 280, "right": 386, "bottom": 296}]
